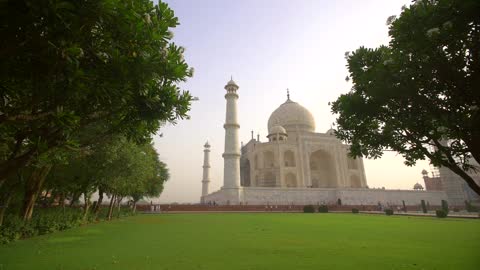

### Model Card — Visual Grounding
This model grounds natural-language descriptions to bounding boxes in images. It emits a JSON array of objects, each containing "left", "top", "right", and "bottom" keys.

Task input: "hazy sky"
[{"left": 152, "top": 0, "right": 430, "bottom": 203}]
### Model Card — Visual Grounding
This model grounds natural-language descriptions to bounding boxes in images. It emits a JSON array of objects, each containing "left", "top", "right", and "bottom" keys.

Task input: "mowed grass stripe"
[{"left": 0, "top": 213, "right": 478, "bottom": 270}]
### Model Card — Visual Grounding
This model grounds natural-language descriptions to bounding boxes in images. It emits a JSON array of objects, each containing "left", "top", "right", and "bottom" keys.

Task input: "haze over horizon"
[{"left": 151, "top": 0, "right": 430, "bottom": 203}]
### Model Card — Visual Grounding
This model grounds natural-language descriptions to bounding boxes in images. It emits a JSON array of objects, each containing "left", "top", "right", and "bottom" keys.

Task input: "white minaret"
[
  {"left": 222, "top": 78, "right": 241, "bottom": 189},
  {"left": 201, "top": 141, "right": 211, "bottom": 203}
]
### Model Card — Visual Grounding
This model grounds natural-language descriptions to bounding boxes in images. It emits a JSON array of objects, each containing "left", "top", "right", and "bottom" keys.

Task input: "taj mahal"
[{"left": 199, "top": 78, "right": 473, "bottom": 206}]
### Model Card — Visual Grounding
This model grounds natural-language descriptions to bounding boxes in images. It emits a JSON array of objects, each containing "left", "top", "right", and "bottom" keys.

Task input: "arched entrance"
[
  {"left": 264, "top": 151, "right": 274, "bottom": 168},
  {"left": 285, "top": 173, "right": 297, "bottom": 187},
  {"left": 309, "top": 150, "right": 337, "bottom": 188},
  {"left": 240, "top": 159, "right": 251, "bottom": 187},
  {"left": 262, "top": 171, "right": 276, "bottom": 187},
  {"left": 284, "top": 150, "right": 295, "bottom": 167},
  {"left": 350, "top": 174, "right": 361, "bottom": 188}
]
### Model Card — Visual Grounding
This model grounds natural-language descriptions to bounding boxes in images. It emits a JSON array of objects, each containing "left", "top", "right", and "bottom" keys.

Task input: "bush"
[
  {"left": 385, "top": 209, "right": 394, "bottom": 216},
  {"left": 436, "top": 209, "right": 448, "bottom": 218},
  {"left": 318, "top": 205, "right": 328, "bottom": 213},
  {"left": 303, "top": 205, "right": 315, "bottom": 213},
  {"left": 351, "top": 208, "right": 359, "bottom": 214},
  {"left": 441, "top": 200, "right": 449, "bottom": 214}
]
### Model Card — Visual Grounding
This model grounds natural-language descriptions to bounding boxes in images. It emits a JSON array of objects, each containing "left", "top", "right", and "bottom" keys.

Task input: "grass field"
[{"left": 0, "top": 213, "right": 479, "bottom": 270}]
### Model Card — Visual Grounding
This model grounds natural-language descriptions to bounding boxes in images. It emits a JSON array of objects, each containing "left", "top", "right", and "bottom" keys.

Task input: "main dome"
[{"left": 268, "top": 99, "right": 315, "bottom": 134}]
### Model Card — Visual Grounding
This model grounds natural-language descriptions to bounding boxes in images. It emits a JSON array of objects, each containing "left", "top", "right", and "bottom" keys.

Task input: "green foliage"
[
  {"left": 331, "top": 0, "right": 480, "bottom": 195},
  {"left": 351, "top": 208, "right": 359, "bottom": 214},
  {"left": 318, "top": 205, "right": 329, "bottom": 213},
  {"left": 0, "top": 0, "right": 193, "bottom": 183},
  {"left": 385, "top": 209, "right": 394, "bottom": 216},
  {"left": 303, "top": 205, "right": 315, "bottom": 213},
  {"left": 436, "top": 209, "right": 448, "bottom": 218},
  {"left": 421, "top": 200, "right": 428, "bottom": 213},
  {"left": 0, "top": 207, "right": 136, "bottom": 244}
]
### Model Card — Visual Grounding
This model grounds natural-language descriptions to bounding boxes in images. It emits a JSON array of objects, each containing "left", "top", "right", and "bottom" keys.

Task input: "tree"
[
  {"left": 331, "top": 0, "right": 480, "bottom": 195},
  {"left": 0, "top": 0, "right": 193, "bottom": 185}
]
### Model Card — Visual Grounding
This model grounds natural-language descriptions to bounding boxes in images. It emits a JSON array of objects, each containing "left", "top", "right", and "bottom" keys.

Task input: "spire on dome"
[{"left": 287, "top": 88, "right": 290, "bottom": 100}]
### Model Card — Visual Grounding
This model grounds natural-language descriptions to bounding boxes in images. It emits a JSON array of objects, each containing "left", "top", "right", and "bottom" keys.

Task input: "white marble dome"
[{"left": 268, "top": 99, "right": 315, "bottom": 134}]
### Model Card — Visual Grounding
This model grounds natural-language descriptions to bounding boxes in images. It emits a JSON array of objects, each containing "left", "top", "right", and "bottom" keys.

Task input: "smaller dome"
[
  {"left": 269, "top": 125, "right": 287, "bottom": 135},
  {"left": 413, "top": 183, "right": 424, "bottom": 190},
  {"left": 204, "top": 141, "right": 210, "bottom": 148},
  {"left": 325, "top": 128, "right": 335, "bottom": 136},
  {"left": 421, "top": 169, "right": 428, "bottom": 175}
]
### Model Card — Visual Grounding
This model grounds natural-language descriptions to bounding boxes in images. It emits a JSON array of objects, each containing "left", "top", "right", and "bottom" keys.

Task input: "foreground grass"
[{"left": 0, "top": 213, "right": 478, "bottom": 270}]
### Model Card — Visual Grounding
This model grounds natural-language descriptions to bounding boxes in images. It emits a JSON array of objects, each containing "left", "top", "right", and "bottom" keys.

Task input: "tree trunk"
[
  {"left": 0, "top": 192, "right": 14, "bottom": 226},
  {"left": 21, "top": 165, "right": 52, "bottom": 221},
  {"left": 69, "top": 191, "right": 81, "bottom": 207},
  {"left": 107, "top": 194, "right": 116, "bottom": 220},
  {"left": 93, "top": 188, "right": 104, "bottom": 215},
  {"left": 58, "top": 192, "right": 65, "bottom": 207},
  {"left": 82, "top": 192, "right": 92, "bottom": 221},
  {"left": 132, "top": 200, "right": 137, "bottom": 214},
  {"left": 431, "top": 140, "right": 480, "bottom": 196},
  {"left": 116, "top": 196, "right": 123, "bottom": 218}
]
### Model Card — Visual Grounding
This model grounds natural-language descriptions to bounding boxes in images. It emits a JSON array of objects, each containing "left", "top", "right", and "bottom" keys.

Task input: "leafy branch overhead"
[
  {"left": 0, "top": 0, "right": 194, "bottom": 184},
  {"left": 331, "top": 0, "right": 480, "bottom": 195}
]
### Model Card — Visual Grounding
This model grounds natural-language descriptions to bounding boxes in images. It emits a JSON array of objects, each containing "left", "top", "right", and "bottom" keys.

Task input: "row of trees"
[{"left": 0, "top": 0, "right": 193, "bottom": 224}]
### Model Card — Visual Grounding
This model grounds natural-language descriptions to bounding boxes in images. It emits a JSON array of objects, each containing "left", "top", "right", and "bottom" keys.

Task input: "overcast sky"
[{"left": 151, "top": 0, "right": 430, "bottom": 203}]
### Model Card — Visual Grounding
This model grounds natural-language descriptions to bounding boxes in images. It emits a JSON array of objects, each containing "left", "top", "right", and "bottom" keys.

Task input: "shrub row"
[
  {"left": 302, "top": 205, "right": 361, "bottom": 214},
  {"left": 0, "top": 207, "right": 135, "bottom": 244},
  {"left": 303, "top": 205, "right": 329, "bottom": 213}
]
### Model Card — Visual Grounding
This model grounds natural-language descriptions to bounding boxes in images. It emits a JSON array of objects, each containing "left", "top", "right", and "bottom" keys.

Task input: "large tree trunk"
[
  {"left": 132, "top": 200, "right": 137, "bottom": 214},
  {"left": 107, "top": 194, "right": 116, "bottom": 220},
  {"left": 69, "top": 190, "right": 81, "bottom": 207},
  {"left": 82, "top": 192, "right": 92, "bottom": 221},
  {"left": 21, "top": 165, "right": 52, "bottom": 221},
  {"left": 58, "top": 192, "right": 65, "bottom": 207},
  {"left": 93, "top": 188, "right": 104, "bottom": 215},
  {"left": 0, "top": 192, "right": 14, "bottom": 226},
  {"left": 431, "top": 140, "right": 480, "bottom": 196},
  {"left": 116, "top": 196, "right": 123, "bottom": 218}
]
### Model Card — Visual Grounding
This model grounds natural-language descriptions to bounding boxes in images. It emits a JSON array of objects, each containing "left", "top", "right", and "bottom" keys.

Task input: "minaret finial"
[
  {"left": 287, "top": 88, "right": 290, "bottom": 100},
  {"left": 231, "top": 75, "right": 233, "bottom": 80}
]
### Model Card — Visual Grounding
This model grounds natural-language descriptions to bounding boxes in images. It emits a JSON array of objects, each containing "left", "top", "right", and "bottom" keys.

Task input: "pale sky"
[{"left": 152, "top": 0, "right": 430, "bottom": 203}]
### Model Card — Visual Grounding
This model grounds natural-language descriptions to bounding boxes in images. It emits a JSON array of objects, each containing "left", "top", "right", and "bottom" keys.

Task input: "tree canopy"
[
  {"left": 0, "top": 0, "right": 191, "bottom": 222},
  {"left": 331, "top": 0, "right": 480, "bottom": 194},
  {"left": 0, "top": 0, "right": 193, "bottom": 184}
]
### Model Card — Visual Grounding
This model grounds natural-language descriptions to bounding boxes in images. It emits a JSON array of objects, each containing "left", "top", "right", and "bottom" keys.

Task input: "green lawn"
[{"left": 0, "top": 213, "right": 479, "bottom": 270}]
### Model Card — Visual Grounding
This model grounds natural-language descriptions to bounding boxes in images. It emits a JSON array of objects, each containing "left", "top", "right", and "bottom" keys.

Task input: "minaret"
[
  {"left": 222, "top": 78, "right": 241, "bottom": 189},
  {"left": 201, "top": 141, "right": 211, "bottom": 203}
]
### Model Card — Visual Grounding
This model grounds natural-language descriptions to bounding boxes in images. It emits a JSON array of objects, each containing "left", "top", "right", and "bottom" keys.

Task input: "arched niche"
[
  {"left": 284, "top": 150, "right": 295, "bottom": 167},
  {"left": 263, "top": 151, "right": 274, "bottom": 168},
  {"left": 309, "top": 149, "right": 337, "bottom": 188},
  {"left": 350, "top": 174, "right": 361, "bottom": 188},
  {"left": 262, "top": 171, "right": 276, "bottom": 187},
  {"left": 240, "top": 159, "right": 251, "bottom": 187},
  {"left": 285, "top": 173, "right": 297, "bottom": 187}
]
